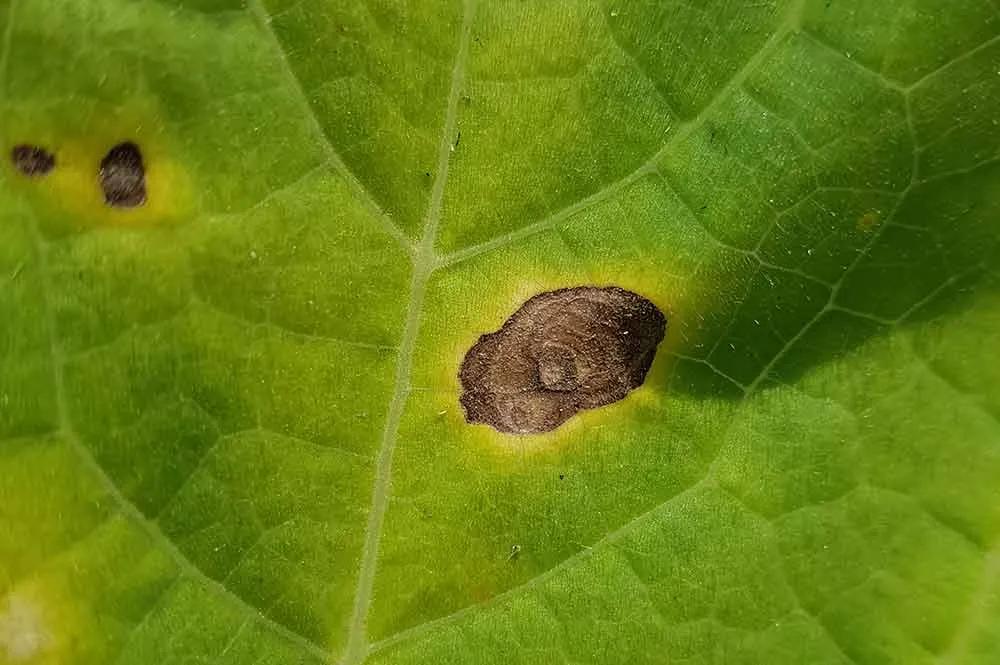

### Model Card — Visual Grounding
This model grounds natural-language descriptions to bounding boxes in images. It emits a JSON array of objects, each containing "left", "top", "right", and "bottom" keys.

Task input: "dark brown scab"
[
  {"left": 11, "top": 144, "right": 55, "bottom": 176},
  {"left": 99, "top": 141, "right": 146, "bottom": 208},
  {"left": 459, "top": 286, "right": 666, "bottom": 434}
]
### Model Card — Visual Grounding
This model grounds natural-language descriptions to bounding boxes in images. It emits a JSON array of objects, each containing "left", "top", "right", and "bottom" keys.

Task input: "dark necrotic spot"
[
  {"left": 11, "top": 144, "right": 55, "bottom": 176},
  {"left": 459, "top": 286, "right": 666, "bottom": 434},
  {"left": 99, "top": 141, "right": 146, "bottom": 208}
]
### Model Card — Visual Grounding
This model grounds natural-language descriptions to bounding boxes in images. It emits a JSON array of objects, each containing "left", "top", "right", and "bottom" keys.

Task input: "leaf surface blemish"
[{"left": 1, "top": 1, "right": 999, "bottom": 664}]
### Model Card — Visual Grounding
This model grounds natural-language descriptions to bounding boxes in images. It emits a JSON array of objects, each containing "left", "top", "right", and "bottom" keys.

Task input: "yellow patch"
[
  {"left": 4, "top": 98, "right": 195, "bottom": 232},
  {"left": 0, "top": 580, "right": 94, "bottom": 665},
  {"left": 0, "top": 591, "right": 49, "bottom": 662}
]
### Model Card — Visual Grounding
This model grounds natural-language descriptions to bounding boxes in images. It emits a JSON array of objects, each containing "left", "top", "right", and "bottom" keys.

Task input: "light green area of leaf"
[{"left": 0, "top": 0, "right": 998, "bottom": 664}]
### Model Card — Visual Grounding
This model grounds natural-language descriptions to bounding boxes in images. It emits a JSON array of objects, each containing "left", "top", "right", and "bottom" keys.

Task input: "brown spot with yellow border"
[
  {"left": 459, "top": 286, "right": 666, "bottom": 434},
  {"left": 99, "top": 141, "right": 147, "bottom": 208},
  {"left": 10, "top": 144, "right": 55, "bottom": 176},
  {"left": 2, "top": 99, "right": 193, "bottom": 233}
]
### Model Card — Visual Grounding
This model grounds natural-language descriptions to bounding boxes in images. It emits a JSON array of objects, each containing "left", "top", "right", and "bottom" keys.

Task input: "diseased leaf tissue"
[
  {"left": 10, "top": 144, "right": 54, "bottom": 177},
  {"left": 459, "top": 286, "right": 665, "bottom": 434},
  {"left": 1, "top": 1, "right": 998, "bottom": 664}
]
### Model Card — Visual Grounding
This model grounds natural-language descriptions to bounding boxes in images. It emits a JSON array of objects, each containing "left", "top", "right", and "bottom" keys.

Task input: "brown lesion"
[
  {"left": 10, "top": 144, "right": 56, "bottom": 176},
  {"left": 459, "top": 286, "right": 667, "bottom": 434},
  {"left": 99, "top": 141, "right": 147, "bottom": 208}
]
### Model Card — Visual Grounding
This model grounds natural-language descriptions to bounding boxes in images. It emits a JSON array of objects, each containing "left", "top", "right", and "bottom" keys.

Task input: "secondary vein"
[
  {"left": 23, "top": 215, "right": 334, "bottom": 663},
  {"left": 436, "top": 0, "right": 808, "bottom": 268},
  {"left": 246, "top": 0, "right": 413, "bottom": 251}
]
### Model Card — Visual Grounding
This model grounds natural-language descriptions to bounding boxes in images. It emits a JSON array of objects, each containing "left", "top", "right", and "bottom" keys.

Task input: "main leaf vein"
[{"left": 342, "top": 2, "right": 477, "bottom": 662}]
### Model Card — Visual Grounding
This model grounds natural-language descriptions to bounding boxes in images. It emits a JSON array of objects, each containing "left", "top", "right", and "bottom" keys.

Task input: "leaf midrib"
[
  {"left": 341, "top": 1, "right": 477, "bottom": 663},
  {"left": 241, "top": 0, "right": 818, "bottom": 656}
]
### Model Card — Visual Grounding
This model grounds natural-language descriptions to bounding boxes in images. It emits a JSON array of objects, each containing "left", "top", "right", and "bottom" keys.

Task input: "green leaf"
[{"left": 1, "top": 0, "right": 998, "bottom": 663}]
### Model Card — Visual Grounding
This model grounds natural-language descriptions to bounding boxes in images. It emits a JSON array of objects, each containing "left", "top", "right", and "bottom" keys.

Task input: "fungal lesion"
[
  {"left": 459, "top": 286, "right": 666, "bottom": 434},
  {"left": 9, "top": 138, "right": 150, "bottom": 211},
  {"left": 99, "top": 141, "right": 147, "bottom": 208},
  {"left": 10, "top": 144, "right": 56, "bottom": 176}
]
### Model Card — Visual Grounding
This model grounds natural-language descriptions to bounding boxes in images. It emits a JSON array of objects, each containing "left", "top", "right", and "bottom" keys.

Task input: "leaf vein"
[
  {"left": 939, "top": 542, "right": 1000, "bottom": 665},
  {"left": 246, "top": 0, "right": 413, "bottom": 251},
  {"left": 437, "top": 0, "right": 807, "bottom": 265},
  {"left": 23, "top": 214, "right": 334, "bottom": 664},
  {"left": 369, "top": 475, "right": 716, "bottom": 655},
  {"left": 905, "top": 31, "right": 1000, "bottom": 92},
  {"left": 342, "top": 2, "right": 477, "bottom": 662}
]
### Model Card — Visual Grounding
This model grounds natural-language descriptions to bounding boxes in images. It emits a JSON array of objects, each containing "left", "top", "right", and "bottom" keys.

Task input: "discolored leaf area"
[
  {"left": 459, "top": 286, "right": 666, "bottom": 434},
  {"left": 1, "top": 1, "right": 999, "bottom": 665},
  {"left": 10, "top": 144, "right": 54, "bottom": 177},
  {"left": 99, "top": 141, "right": 147, "bottom": 208}
]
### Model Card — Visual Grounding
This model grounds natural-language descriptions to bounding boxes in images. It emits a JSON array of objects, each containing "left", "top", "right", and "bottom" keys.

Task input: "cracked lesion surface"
[{"left": 459, "top": 286, "right": 666, "bottom": 434}]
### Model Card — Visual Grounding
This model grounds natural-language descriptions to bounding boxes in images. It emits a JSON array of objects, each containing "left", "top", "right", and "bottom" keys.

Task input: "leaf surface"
[{"left": 1, "top": 1, "right": 999, "bottom": 664}]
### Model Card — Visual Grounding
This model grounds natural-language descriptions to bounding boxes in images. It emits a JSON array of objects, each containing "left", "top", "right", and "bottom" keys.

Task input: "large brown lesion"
[{"left": 459, "top": 286, "right": 667, "bottom": 434}]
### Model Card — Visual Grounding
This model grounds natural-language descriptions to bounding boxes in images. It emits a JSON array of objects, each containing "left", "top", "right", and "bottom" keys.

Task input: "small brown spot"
[
  {"left": 459, "top": 286, "right": 666, "bottom": 434},
  {"left": 99, "top": 141, "right": 146, "bottom": 208},
  {"left": 10, "top": 144, "right": 55, "bottom": 176}
]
